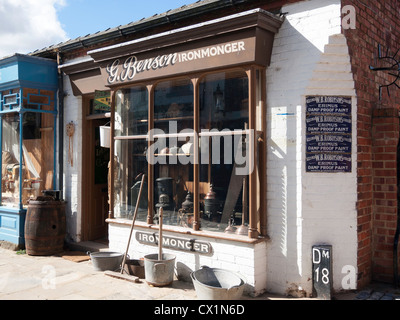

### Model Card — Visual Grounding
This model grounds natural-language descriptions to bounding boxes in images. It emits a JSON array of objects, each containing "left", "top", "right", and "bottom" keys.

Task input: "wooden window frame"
[{"left": 108, "top": 65, "right": 266, "bottom": 240}]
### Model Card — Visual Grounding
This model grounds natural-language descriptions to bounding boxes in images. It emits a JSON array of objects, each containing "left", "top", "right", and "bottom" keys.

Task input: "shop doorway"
[{"left": 82, "top": 102, "right": 110, "bottom": 242}]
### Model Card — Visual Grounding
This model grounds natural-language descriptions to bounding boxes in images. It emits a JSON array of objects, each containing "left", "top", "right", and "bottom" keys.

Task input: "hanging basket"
[{"left": 100, "top": 126, "right": 111, "bottom": 148}]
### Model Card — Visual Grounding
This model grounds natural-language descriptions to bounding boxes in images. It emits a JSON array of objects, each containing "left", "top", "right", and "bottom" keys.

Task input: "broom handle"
[
  {"left": 158, "top": 207, "right": 163, "bottom": 260},
  {"left": 120, "top": 174, "right": 146, "bottom": 273}
]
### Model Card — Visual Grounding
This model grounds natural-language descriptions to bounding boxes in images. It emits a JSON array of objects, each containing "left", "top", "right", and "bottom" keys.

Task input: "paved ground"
[
  {"left": 335, "top": 283, "right": 400, "bottom": 300},
  {"left": 0, "top": 246, "right": 399, "bottom": 301},
  {"left": 0, "top": 247, "right": 198, "bottom": 300}
]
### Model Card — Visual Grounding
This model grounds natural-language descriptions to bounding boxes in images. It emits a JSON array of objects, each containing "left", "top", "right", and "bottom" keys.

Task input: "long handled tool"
[
  {"left": 158, "top": 207, "right": 163, "bottom": 260},
  {"left": 120, "top": 173, "right": 146, "bottom": 274}
]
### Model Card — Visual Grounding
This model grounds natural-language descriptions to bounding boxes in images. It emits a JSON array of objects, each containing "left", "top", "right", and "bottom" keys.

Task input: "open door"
[
  {"left": 82, "top": 109, "right": 110, "bottom": 241},
  {"left": 91, "top": 119, "right": 110, "bottom": 240}
]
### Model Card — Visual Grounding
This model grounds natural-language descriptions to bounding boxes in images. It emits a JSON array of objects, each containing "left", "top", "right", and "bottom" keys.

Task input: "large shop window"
[
  {"left": 112, "top": 69, "right": 263, "bottom": 238},
  {"left": 199, "top": 71, "right": 250, "bottom": 233},
  {"left": 114, "top": 86, "right": 149, "bottom": 220},
  {"left": 1, "top": 88, "right": 56, "bottom": 208}
]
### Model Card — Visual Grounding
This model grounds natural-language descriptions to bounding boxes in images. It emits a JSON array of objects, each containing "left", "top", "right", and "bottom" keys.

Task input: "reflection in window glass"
[
  {"left": 153, "top": 79, "right": 193, "bottom": 227},
  {"left": 115, "top": 87, "right": 148, "bottom": 136},
  {"left": 1, "top": 113, "right": 20, "bottom": 207},
  {"left": 111, "top": 71, "right": 259, "bottom": 236},
  {"left": 114, "top": 87, "right": 149, "bottom": 221},
  {"left": 22, "top": 112, "right": 54, "bottom": 206},
  {"left": 199, "top": 71, "right": 249, "bottom": 233},
  {"left": 1, "top": 112, "right": 55, "bottom": 207},
  {"left": 23, "top": 88, "right": 55, "bottom": 112},
  {"left": 114, "top": 139, "right": 148, "bottom": 220}
]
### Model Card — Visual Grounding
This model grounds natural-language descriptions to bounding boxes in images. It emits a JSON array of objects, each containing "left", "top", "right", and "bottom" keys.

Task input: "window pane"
[
  {"left": 113, "top": 139, "right": 148, "bottom": 221},
  {"left": 152, "top": 79, "right": 194, "bottom": 227},
  {"left": 23, "top": 88, "right": 55, "bottom": 111},
  {"left": 154, "top": 79, "right": 193, "bottom": 132},
  {"left": 115, "top": 87, "right": 148, "bottom": 136},
  {"left": 22, "top": 112, "right": 54, "bottom": 206},
  {"left": 1, "top": 111, "right": 55, "bottom": 208},
  {"left": 1, "top": 113, "right": 20, "bottom": 207},
  {"left": 200, "top": 71, "right": 248, "bottom": 131},
  {"left": 199, "top": 71, "right": 249, "bottom": 233}
]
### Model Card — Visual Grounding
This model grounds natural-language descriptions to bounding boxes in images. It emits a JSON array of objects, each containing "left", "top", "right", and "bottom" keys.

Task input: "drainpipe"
[{"left": 57, "top": 51, "right": 64, "bottom": 200}]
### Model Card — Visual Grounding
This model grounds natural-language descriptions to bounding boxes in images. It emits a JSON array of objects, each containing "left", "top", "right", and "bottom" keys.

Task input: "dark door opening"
[
  {"left": 91, "top": 119, "right": 110, "bottom": 240},
  {"left": 82, "top": 115, "right": 110, "bottom": 242}
]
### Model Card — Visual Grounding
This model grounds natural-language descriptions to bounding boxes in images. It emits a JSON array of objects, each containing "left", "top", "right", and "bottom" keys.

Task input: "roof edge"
[{"left": 31, "top": 0, "right": 274, "bottom": 57}]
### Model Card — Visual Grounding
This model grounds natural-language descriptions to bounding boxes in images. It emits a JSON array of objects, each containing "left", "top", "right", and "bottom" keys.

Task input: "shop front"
[
  {"left": 83, "top": 9, "right": 282, "bottom": 295},
  {"left": 0, "top": 54, "right": 59, "bottom": 247},
  {"left": 25, "top": 0, "right": 400, "bottom": 298}
]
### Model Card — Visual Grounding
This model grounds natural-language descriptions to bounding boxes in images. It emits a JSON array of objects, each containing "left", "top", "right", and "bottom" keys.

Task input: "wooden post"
[
  {"left": 108, "top": 90, "right": 116, "bottom": 219},
  {"left": 192, "top": 78, "right": 200, "bottom": 231},
  {"left": 258, "top": 68, "right": 267, "bottom": 237},
  {"left": 147, "top": 84, "right": 154, "bottom": 225},
  {"left": 247, "top": 67, "right": 259, "bottom": 239}
]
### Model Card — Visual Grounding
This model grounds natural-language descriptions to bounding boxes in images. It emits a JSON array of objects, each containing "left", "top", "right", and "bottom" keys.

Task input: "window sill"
[
  {"left": 106, "top": 218, "right": 269, "bottom": 244},
  {"left": 0, "top": 207, "right": 26, "bottom": 214}
]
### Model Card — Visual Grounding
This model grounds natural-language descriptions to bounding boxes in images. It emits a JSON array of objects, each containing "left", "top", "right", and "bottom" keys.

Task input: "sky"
[{"left": 0, "top": 0, "right": 193, "bottom": 59}]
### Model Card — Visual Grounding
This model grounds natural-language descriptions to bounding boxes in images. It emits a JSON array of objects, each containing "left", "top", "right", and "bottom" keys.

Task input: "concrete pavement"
[
  {"left": 0, "top": 247, "right": 198, "bottom": 300},
  {"left": 0, "top": 245, "right": 314, "bottom": 301},
  {"left": 0, "top": 246, "right": 398, "bottom": 301}
]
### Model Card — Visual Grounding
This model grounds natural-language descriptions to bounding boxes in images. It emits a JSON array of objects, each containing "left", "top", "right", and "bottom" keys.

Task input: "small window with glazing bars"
[{"left": 1, "top": 89, "right": 20, "bottom": 111}]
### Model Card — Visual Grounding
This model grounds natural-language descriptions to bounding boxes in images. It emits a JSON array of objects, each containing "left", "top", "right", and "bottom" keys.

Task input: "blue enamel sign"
[{"left": 306, "top": 96, "right": 352, "bottom": 173}]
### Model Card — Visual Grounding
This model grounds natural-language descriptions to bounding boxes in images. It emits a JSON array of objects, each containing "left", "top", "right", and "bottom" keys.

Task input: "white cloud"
[{"left": 0, "top": 0, "right": 68, "bottom": 58}]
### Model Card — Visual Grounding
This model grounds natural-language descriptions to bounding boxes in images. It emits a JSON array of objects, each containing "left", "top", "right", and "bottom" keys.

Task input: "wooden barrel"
[{"left": 24, "top": 197, "right": 66, "bottom": 256}]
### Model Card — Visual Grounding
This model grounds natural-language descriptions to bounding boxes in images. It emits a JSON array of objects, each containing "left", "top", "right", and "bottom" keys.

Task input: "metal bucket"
[
  {"left": 191, "top": 267, "right": 245, "bottom": 300},
  {"left": 99, "top": 126, "right": 111, "bottom": 148},
  {"left": 89, "top": 251, "right": 123, "bottom": 271},
  {"left": 144, "top": 253, "right": 176, "bottom": 286},
  {"left": 125, "top": 259, "right": 145, "bottom": 278}
]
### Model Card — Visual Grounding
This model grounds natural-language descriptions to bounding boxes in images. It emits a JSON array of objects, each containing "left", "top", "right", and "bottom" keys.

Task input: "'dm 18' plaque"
[
  {"left": 306, "top": 96, "right": 352, "bottom": 173},
  {"left": 312, "top": 245, "right": 332, "bottom": 300}
]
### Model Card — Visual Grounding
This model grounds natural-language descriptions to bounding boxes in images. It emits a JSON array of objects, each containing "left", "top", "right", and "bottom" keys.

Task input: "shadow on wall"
[{"left": 266, "top": 0, "right": 342, "bottom": 296}]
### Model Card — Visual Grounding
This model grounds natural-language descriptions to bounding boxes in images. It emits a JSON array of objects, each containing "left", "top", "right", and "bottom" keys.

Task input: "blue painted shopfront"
[{"left": 0, "top": 54, "right": 58, "bottom": 247}]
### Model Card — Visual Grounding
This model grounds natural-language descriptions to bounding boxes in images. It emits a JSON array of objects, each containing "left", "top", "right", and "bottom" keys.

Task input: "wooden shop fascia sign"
[
  {"left": 88, "top": 9, "right": 282, "bottom": 86},
  {"left": 105, "top": 40, "right": 247, "bottom": 85}
]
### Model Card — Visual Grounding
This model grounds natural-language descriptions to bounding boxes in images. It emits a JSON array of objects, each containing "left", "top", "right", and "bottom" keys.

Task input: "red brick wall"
[
  {"left": 372, "top": 108, "right": 399, "bottom": 283},
  {"left": 342, "top": 0, "right": 400, "bottom": 286}
]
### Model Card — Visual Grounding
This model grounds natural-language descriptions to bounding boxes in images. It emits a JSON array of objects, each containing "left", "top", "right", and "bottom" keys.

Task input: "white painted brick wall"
[
  {"left": 85, "top": 0, "right": 358, "bottom": 298},
  {"left": 62, "top": 73, "right": 83, "bottom": 243},
  {"left": 266, "top": 0, "right": 357, "bottom": 297},
  {"left": 108, "top": 223, "right": 267, "bottom": 296}
]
